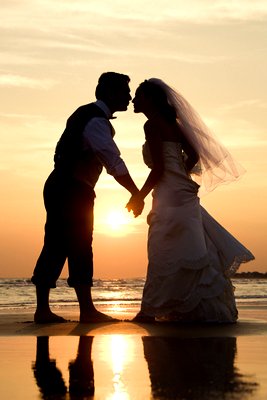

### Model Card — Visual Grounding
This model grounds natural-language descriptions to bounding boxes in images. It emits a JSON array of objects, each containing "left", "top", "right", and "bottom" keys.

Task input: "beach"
[{"left": 1, "top": 304, "right": 267, "bottom": 400}]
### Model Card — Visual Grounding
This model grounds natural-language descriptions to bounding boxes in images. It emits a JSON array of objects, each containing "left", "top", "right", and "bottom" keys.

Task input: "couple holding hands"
[{"left": 31, "top": 72, "right": 254, "bottom": 324}]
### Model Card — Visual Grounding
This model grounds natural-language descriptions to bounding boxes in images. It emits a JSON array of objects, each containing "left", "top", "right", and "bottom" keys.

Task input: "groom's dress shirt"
[
  {"left": 81, "top": 100, "right": 129, "bottom": 187},
  {"left": 54, "top": 100, "right": 129, "bottom": 189}
]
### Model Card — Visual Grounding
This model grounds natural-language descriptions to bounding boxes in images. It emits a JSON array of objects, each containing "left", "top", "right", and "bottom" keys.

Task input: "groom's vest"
[{"left": 54, "top": 103, "right": 111, "bottom": 187}]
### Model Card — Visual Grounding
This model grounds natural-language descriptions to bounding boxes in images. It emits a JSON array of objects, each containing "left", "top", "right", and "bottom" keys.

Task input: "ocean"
[{"left": 1, "top": 277, "right": 267, "bottom": 314}]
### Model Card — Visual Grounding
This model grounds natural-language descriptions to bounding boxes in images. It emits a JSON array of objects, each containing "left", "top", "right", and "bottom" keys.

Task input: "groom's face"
[{"left": 111, "top": 83, "right": 132, "bottom": 112}]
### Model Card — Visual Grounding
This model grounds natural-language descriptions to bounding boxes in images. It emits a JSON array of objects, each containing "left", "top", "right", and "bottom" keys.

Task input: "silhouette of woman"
[{"left": 128, "top": 78, "right": 254, "bottom": 323}]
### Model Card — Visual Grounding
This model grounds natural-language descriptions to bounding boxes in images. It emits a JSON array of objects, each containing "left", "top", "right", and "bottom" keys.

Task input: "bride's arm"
[
  {"left": 126, "top": 122, "right": 163, "bottom": 216},
  {"left": 138, "top": 121, "right": 164, "bottom": 199}
]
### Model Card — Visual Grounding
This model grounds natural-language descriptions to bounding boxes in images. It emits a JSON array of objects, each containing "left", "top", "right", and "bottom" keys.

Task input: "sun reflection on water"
[{"left": 105, "top": 335, "right": 134, "bottom": 400}]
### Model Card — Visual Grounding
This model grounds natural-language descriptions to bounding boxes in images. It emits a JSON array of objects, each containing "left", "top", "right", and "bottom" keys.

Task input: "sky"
[{"left": 0, "top": 0, "right": 267, "bottom": 278}]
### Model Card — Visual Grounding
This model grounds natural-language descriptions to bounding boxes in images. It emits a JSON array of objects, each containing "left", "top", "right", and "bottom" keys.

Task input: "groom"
[{"left": 31, "top": 72, "right": 143, "bottom": 323}]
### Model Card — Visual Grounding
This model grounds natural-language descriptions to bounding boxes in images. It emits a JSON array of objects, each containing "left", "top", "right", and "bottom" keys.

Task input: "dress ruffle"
[{"left": 141, "top": 265, "right": 238, "bottom": 322}]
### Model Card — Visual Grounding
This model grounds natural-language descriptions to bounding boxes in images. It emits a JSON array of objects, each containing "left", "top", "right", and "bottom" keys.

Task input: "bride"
[{"left": 127, "top": 78, "right": 255, "bottom": 323}]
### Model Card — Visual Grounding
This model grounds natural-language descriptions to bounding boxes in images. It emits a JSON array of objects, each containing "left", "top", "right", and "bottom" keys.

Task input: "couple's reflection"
[
  {"left": 32, "top": 334, "right": 257, "bottom": 400},
  {"left": 142, "top": 335, "right": 257, "bottom": 399},
  {"left": 32, "top": 336, "right": 94, "bottom": 399}
]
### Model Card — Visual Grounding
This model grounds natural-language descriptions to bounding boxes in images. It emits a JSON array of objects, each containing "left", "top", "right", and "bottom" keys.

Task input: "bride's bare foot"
[
  {"left": 132, "top": 311, "right": 155, "bottom": 323},
  {"left": 34, "top": 310, "right": 68, "bottom": 324},
  {"left": 80, "top": 310, "right": 119, "bottom": 323}
]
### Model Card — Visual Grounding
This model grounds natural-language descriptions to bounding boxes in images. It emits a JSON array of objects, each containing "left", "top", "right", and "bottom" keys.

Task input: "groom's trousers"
[{"left": 31, "top": 170, "right": 95, "bottom": 288}]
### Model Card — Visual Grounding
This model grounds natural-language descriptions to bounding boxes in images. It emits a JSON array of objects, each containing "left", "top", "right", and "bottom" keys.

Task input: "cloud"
[
  {"left": 0, "top": 73, "right": 57, "bottom": 89},
  {"left": 1, "top": 0, "right": 266, "bottom": 75},
  {"left": 0, "top": 112, "right": 43, "bottom": 119},
  {"left": 204, "top": 114, "right": 267, "bottom": 149},
  {"left": 217, "top": 99, "right": 267, "bottom": 113},
  {"left": 34, "top": 0, "right": 267, "bottom": 23}
]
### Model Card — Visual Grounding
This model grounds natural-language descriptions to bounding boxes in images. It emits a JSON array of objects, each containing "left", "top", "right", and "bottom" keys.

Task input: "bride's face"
[{"left": 132, "top": 88, "right": 148, "bottom": 114}]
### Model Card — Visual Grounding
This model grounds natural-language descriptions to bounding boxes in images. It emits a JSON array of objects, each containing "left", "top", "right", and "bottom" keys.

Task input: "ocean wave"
[{"left": 0, "top": 278, "right": 267, "bottom": 312}]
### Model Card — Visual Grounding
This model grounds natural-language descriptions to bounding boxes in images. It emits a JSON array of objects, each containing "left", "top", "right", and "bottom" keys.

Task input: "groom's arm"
[
  {"left": 114, "top": 173, "right": 139, "bottom": 195},
  {"left": 83, "top": 117, "right": 143, "bottom": 213}
]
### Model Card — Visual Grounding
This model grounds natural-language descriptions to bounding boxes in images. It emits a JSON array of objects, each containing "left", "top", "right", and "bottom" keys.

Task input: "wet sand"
[{"left": 1, "top": 306, "right": 267, "bottom": 399}]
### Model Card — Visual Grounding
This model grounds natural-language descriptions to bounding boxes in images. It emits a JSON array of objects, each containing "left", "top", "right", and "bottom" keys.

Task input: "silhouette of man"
[
  {"left": 32, "top": 72, "right": 143, "bottom": 323},
  {"left": 32, "top": 337, "right": 67, "bottom": 397}
]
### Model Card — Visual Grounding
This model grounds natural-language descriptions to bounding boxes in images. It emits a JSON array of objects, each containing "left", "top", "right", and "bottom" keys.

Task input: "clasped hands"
[{"left": 126, "top": 192, "right": 144, "bottom": 218}]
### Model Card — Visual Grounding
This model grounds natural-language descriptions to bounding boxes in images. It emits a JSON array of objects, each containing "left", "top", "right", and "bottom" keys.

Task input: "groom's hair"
[{"left": 95, "top": 72, "right": 130, "bottom": 100}]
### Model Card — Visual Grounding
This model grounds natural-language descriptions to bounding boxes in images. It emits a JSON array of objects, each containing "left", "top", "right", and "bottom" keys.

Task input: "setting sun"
[
  {"left": 94, "top": 196, "right": 146, "bottom": 238},
  {"left": 106, "top": 209, "right": 132, "bottom": 231}
]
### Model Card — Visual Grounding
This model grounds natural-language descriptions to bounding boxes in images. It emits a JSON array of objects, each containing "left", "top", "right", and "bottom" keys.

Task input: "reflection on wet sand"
[
  {"left": 32, "top": 336, "right": 94, "bottom": 399},
  {"left": 142, "top": 336, "right": 258, "bottom": 399},
  {"left": 32, "top": 336, "right": 67, "bottom": 398},
  {"left": 32, "top": 334, "right": 259, "bottom": 399},
  {"left": 69, "top": 336, "right": 94, "bottom": 397}
]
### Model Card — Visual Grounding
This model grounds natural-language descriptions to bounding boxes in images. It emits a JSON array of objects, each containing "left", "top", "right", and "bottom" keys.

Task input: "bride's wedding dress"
[{"left": 140, "top": 141, "right": 254, "bottom": 322}]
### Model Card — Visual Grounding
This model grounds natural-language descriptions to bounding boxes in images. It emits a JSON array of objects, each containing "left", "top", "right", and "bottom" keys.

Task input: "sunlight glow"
[
  {"left": 94, "top": 197, "right": 146, "bottom": 237},
  {"left": 106, "top": 209, "right": 132, "bottom": 231}
]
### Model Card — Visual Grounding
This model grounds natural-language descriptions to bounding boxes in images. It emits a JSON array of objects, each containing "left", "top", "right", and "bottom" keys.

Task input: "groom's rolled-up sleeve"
[{"left": 83, "top": 117, "right": 129, "bottom": 177}]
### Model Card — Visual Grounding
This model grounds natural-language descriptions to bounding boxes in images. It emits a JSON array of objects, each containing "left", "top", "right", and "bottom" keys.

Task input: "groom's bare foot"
[
  {"left": 80, "top": 310, "right": 119, "bottom": 323},
  {"left": 34, "top": 310, "right": 68, "bottom": 324}
]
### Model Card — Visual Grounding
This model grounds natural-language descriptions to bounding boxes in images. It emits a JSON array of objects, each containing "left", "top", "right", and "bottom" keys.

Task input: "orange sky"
[{"left": 0, "top": 1, "right": 266, "bottom": 278}]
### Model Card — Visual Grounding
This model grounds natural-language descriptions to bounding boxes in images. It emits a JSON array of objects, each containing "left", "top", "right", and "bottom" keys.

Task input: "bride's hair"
[
  {"left": 138, "top": 80, "right": 177, "bottom": 122},
  {"left": 144, "top": 78, "right": 245, "bottom": 193}
]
